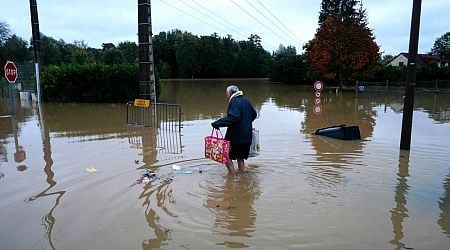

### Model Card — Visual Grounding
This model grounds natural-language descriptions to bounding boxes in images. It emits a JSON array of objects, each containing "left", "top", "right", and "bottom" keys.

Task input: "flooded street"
[{"left": 1, "top": 80, "right": 450, "bottom": 249}]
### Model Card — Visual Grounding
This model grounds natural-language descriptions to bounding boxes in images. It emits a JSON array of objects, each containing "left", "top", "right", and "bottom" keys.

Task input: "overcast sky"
[{"left": 1, "top": 0, "right": 448, "bottom": 55}]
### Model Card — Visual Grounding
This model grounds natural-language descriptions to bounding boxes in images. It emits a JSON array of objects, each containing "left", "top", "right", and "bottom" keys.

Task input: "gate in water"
[{"left": 126, "top": 101, "right": 183, "bottom": 132}]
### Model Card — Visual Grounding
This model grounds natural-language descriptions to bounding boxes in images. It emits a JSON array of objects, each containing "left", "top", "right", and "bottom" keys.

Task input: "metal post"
[
  {"left": 29, "top": 0, "right": 43, "bottom": 103},
  {"left": 8, "top": 83, "right": 14, "bottom": 114},
  {"left": 138, "top": 0, "right": 157, "bottom": 103},
  {"left": 400, "top": 0, "right": 422, "bottom": 150}
]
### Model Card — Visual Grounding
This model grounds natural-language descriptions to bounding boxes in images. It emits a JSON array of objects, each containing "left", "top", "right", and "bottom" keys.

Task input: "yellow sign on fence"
[{"left": 134, "top": 99, "right": 150, "bottom": 108}]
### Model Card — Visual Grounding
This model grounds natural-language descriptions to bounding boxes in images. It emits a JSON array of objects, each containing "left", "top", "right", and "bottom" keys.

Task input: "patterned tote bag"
[{"left": 204, "top": 128, "right": 231, "bottom": 164}]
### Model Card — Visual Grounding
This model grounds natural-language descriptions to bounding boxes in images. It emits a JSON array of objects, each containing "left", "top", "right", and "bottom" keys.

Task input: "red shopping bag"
[{"left": 204, "top": 128, "right": 231, "bottom": 164}]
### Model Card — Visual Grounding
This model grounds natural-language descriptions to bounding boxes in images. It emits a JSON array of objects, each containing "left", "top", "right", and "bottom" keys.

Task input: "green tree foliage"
[
  {"left": 431, "top": 32, "right": 450, "bottom": 59},
  {"left": 40, "top": 35, "right": 64, "bottom": 65},
  {"left": 234, "top": 34, "right": 272, "bottom": 78},
  {"left": 117, "top": 41, "right": 138, "bottom": 63},
  {"left": 318, "top": 0, "right": 362, "bottom": 26},
  {"left": 307, "top": 0, "right": 379, "bottom": 85},
  {"left": 102, "top": 49, "right": 124, "bottom": 65},
  {"left": 175, "top": 32, "right": 201, "bottom": 78},
  {"left": 0, "top": 20, "right": 11, "bottom": 45},
  {"left": 1, "top": 35, "right": 32, "bottom": 63},
  {"left": 41, "top": 63, "right": 139, "bottom": 102},
  {"left": 153, "top": 30, "right": 272, "bottom": 79},
  {"left": 270, "top": 45, "right": 307, "bottom": 84}
]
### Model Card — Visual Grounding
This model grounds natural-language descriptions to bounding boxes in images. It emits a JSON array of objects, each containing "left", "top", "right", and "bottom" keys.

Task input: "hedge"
[{"left": 41, "top": 63, "right": 140, "bottom": 103}]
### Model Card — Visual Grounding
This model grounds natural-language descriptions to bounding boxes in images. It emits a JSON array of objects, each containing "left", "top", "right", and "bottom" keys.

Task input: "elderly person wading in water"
[{"left": 212, "top": 85, "right": 257, "bottom": 175}]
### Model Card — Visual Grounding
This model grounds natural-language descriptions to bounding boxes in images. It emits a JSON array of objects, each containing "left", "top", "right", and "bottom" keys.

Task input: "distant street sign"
[
  {"left": 314, "top": 80, "right": 324, "bottom": 92},
  {"left": 315, "top": 98, "right": 321, "bottom": 104},
  {"left": 315, "top": 92, "right": 321, "bottom": 98},
  {"left": 4, "top": 61, "right": 18, "bottom": 84}
]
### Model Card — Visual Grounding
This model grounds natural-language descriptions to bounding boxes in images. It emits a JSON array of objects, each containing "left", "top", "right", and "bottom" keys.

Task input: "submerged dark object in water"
[{"left": 314, "top": 124, "right": 361, "bottom": 140}]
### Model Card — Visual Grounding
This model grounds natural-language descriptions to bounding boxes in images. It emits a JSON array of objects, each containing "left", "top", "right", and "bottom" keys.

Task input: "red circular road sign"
[
  {"left": 315, "top": 98, "right": 321, "bottom": 104},
  {"left": 314, "top": 80, "right": 324, "bottom": 91},
  {"left": 4, "top": 61, "right": 18, "bottom": 83},
  {"left": 314, "top": 91, "right": 322, "bottom": 98}
]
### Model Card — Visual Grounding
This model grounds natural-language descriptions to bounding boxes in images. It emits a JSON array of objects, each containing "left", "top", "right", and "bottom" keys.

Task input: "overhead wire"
[
  {"left": 156, "top": 0, "right": 231, "bottom": 36},
  {"left": 228, "top": 0, "right": 292, "bottom": 46},
  {"left": 188, "top": 0, "right": 248, "bottom": 37},
  {"left": 255, "top": 0, "right": 303, "bottom": 45},
  {"left": 156, "top": 0, "right": 302, "bottom": 50},
  {"left": 178, "top": 0, "right": 247, "bottom": 37},
  {"left": 243, "top": 0, "right": 301, "bottom": 47}
]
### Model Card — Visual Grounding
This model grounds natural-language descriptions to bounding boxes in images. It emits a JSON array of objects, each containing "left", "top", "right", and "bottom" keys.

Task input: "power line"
[
  {"left": 188, "top": 0, "right": 248, "bottom": 37},
  {"left": 228, "top": 0, "right": 292, "bottom": 46},
  {"left": 178, "top": 0, "right": 245, "bottom": 37},
  {"left": 244, "top": 0, "right": 301, "bottom": 47},
  {"left": 156, "top": 0, "right": 231, "bottom": 36},
  {"left": 255, "top": 0, "right": 303, "bottom": 45}
]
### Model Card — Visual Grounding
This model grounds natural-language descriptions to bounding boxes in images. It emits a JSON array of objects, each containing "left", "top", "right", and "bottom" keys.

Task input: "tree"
[
  {"left": 318, "top": 0, "right": 361, "bottom": 27},
  {"left": 101, "top": 49, "right": 124, "bottom": 65},
  {"left": 71, "top": 48, "right": 95, "bottom": 64},
  {"left": 234, "top": 34, "right": 272, "bottom": 78},
  {"left": 307, "top": 0, "right": 379, "bottom": 85},
  {"left": 1, "top": 35, "right": 32, "bottom": 63},
  {"left": 40, "top": 34, "right": 64, "bottom": 65},
  {"left": 175, "top": 32, "right": 200, "bottom": 78},
  {"left": 117, "top": 41, "right": 138, "bottom": 63},
  {"left": 66, "top": 40, "right": 95, "bottom": 64},
  {"left": 270, "top": 45, "right": 307, "bottom": 84},
  {"left": 0, "top": 20, "right": 11, "bottom": 45},
  {"left": 431, "top": 32, "right": 450, "bottom": 59}
]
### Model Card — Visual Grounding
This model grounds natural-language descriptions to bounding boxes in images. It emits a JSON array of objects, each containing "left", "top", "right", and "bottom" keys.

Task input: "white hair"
[{"left": 226, "top": 85, "right": 239, "bottom": 95}]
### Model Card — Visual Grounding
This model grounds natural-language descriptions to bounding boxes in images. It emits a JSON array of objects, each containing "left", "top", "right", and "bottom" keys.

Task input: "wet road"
[{"left": 1, "top": 80, "right": 450, "bottom": 249}]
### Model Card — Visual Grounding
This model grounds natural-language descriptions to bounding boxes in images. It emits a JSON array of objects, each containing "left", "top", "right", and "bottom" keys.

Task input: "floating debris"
[
  {"left": 171, "top": 164, "right": 181, "bottom": 170},
  {"left": 130, "top": 169, "right": 158, "bottom": 187},
  {"left": 86, "top": 167, "right": 98, "bottom": 173},
  {"left": 175, "top": 170, "right": 193, "bottom": 174}
]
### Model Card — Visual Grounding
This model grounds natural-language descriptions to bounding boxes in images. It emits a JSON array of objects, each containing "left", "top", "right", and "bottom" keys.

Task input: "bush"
[{"left": 41, "top": 63, "right": 139, "bottom": 102}]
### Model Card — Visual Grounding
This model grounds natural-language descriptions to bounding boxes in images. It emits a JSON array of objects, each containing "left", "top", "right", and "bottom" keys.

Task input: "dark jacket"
[{"left": 212, "top": 95, "right": 257, "bottom": 144}]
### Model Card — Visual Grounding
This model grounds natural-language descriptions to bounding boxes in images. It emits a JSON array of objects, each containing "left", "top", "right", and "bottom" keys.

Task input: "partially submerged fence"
[
  {"left": 127, "top": 102, "right": 183, "bottom": 156},
  {"left": 127, "top": 125, "right": 182, "bottom": 155},
  {"left": 126, "top": 101, "right": 182, "bottom": 132},
  {"left": 356, "top": 80, "right": 450, "bottom": 93}
]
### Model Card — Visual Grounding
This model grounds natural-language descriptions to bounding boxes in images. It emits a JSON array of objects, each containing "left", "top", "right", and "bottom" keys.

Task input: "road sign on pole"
[{"left": 4, "top": 61, "right": 18, "bottom": 84}]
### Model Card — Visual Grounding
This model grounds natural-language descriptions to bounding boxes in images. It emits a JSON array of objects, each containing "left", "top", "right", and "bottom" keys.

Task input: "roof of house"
[{"left": 390, "top": 52, "right": 450, "bottom": 65}]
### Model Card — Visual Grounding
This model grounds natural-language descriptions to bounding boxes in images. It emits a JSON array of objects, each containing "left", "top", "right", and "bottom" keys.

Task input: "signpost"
[
  {"left": 4, "top": 61, "right": 18, "bottom": 84},
  {"left": 4, "top": 61, "right": 17, "bottom": 114},
  {"left": 313, "top": 80, "right": 324, "bottom": 115}
]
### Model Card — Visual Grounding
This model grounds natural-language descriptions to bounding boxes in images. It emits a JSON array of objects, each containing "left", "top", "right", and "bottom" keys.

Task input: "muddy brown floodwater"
[{"left": 1, "top": 79, "right": 450, "bottom": 249}]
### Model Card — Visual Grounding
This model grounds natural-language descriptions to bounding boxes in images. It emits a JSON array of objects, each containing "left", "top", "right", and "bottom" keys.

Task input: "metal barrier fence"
[
  {"left": 127, "top": 126, "right": 182, "bottom": 155},
  {"left": 126, "top": 101, "right": 182, "bottom": 132},
  {"left": 356, "top": 80, "right": 450, "bottom": 93}
]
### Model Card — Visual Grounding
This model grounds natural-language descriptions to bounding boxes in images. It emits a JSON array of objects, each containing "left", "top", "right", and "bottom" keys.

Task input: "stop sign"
[{"left": 4, "top": 61, "right": 18, "bottom": 83}]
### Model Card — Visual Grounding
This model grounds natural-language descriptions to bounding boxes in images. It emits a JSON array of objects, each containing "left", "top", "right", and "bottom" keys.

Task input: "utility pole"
[
  {"left": 400, "top": 0, "right": 422, "bottom": 150},
  {"left": 137, "top": 0, "right": 157, "bottom": 103},
  {"left": 29, "top": 0, "right": 43, "bottom": 103}
]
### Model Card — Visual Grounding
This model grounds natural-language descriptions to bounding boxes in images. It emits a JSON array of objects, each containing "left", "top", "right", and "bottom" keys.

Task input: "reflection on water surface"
[{"left": 1, "top": 80, "right": 450, "bottom": 249}]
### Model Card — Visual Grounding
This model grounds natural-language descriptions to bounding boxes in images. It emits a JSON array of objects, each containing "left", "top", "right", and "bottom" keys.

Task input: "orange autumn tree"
[{"left": 307, "top": 1, "right": 379, "bottom": 86}]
